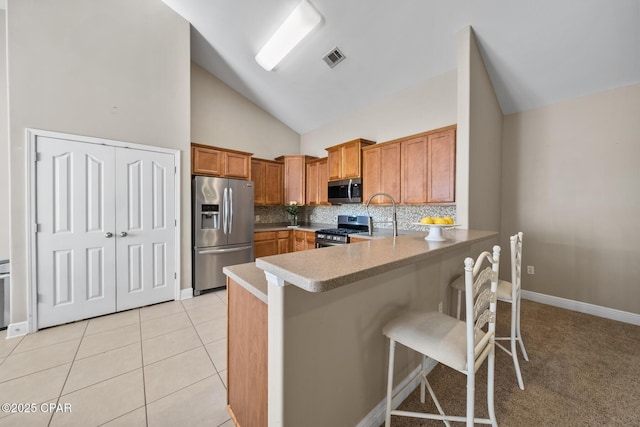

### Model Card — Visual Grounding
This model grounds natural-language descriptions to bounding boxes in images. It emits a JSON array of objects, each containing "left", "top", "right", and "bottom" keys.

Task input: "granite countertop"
[
  {"left": 255, "top": 229, "right": 497, "bottom": 293},
  {"left": 223, "top": 262, "right": 268, "bottom": 303},
  {"left": 254, "top": 223, "right": 419, "bottom": 238},
  {"left": 254, "top": 223, "right": 334, "bottom": 233}
]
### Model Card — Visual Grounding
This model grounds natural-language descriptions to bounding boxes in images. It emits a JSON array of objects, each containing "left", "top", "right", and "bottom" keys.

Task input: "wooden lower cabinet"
[
  {"left": 227, "top": 278, "right": 267, "bottom": 427},
  {"left": 254, "top": 231, "right": 291, "bottom": 260},
  {"left": 349, "top": 236, "right": 369, "bottom": 243},
  {"left": 293, "top": 230, "right": 316, "bottom": 251}
]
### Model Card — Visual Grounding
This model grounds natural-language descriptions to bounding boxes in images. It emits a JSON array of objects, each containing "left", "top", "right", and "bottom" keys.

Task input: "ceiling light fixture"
[{"left": 255, "top": 0, "right": 323, "bottom": 71}]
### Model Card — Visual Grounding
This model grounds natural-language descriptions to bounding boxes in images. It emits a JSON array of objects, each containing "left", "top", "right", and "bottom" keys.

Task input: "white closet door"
[
  {"left": 36, "top": 138, "right": 117, "bottom": 329},
  {"left": 115, "top": 148, "right": 176, "bottom": 310}
]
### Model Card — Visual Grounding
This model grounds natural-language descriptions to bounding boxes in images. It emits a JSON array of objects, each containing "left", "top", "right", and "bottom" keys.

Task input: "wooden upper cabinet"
[
  {"left": 192, "top": 145, "right": 223, "bottom": 176},
  {"left": 326, "top": 139, "right": 376, "bottom": 181},
  {"left": 400, "top": 127, "right": 456, "bottom": 204},
  {"left": 265, "top": 162, "right": 284, "bottom": 205},
  {"left": 191, "top": 144, "right": 252, "bottom": 180},
  {"left": 276, "top": 155, "right": 317, "bottom": 205},
  {"left": 306, "top": 157, "right": 329, "bottom": 206},
  {"left": 362, "top": 125, "right": 456, "bottom": 206},
  {"left": 401, "top": 136, "right": 429, "bottom": 204},
  {"left": 252, "top": 158, "right": 283, "bottom": 206},
  {"left": 362, "top": 142, "right": 401, "bottom": 205},
  {"left": 427, "top": 129, "right": 456, "bottom": 203},
  {"left": 225, "top": 151, "right": 251, "bottom": 179}
]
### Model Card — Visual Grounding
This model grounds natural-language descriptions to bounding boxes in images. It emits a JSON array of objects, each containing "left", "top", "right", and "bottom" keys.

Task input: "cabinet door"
[
  {"left": 427, "top": 130, "right": 456, "bottom": 203},
  {"left": 341, "top": 142, "right": 361, "bottom": 179},
  {"left": 317, "top": 158, "right": 329, "bottom": 205},
  {"left": 293, "top": 230, "right": 306, "bottom": 251},
  {"left": 401, "top": 136, "right": 428, "bottom": 204},
  {"left": 363, "top": 144, "right": 400, "bottom": 205},
  {"left": 254, "top": 231, "right": 278, "bottom": 259},
  {"left": 380, "top": 143, "right": 401, "bottom": 204},
  {"left": 265, "top": 162, "right": 283, "bottom": 205},
  {"left": 327, "top": 147, "right": 341, "bottom": 181},
  {"left": 277, "top": 230, "right": 291, "bottom": 254},
  {"left": 252, "top": 160, "right": 266, "bottom": 205},
  {"left": 192, "top": 146, "right": 223, "bottom": 176},
  {"left": 224, "top": 152, "right": 251, "bottom": 179},
  {"left": 284, "top": 156, "right": 306, "bottom": 205},
  {"left": 305, "top": 231, "right": 316, "bottom": 250},
  {"left": 362, "top": 147, "right": 381, "bottom": 203},
  {"left": 306, "top": 161, "right": 319, "bottom": 205}
]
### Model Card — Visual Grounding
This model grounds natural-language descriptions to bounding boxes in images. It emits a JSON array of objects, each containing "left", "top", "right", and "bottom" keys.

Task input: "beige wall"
[
  {"left": 456, "top": 26, "right": 503, "bottom": 232},
  {"left": 501, "top": 83, "right": 640, "bottom": 314},
  {"left": 7, "top": 0, "right": 190, "bottom": 325},
  {"left": 300, "top": 70, "right": 457, "bottom": 156},
  {"left": 191, "top": 63, "right": 300, "bottom": 159},
  {"left": 0, "top": 10, "right": 8, "bottom": 261}
]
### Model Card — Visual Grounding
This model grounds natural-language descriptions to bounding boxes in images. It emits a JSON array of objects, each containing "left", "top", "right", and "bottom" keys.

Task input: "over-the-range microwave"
[{"left": 328, "top": 178, "right": 362, "bottom": 204}]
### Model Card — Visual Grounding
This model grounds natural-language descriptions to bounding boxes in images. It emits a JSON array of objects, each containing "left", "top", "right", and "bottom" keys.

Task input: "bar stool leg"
[
  {"left": 385, "top": 340, "right": 396, "bottom": 427},
  {"left": 516, "top": 295, "right": 529, "bottom": 361}
]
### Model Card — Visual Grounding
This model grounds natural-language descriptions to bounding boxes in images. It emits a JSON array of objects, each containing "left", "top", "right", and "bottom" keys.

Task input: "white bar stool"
[
  {"left": 451, "top": 232, "right": 528, "bottom": 390},
  {"left": 383, "top": 245, "right": 501, "bottom": 427}
]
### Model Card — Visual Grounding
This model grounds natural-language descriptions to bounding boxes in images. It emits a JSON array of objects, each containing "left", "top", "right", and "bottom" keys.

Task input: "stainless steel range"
[{"left": 315, "top": 215, "right": 370, "bottom": 248}]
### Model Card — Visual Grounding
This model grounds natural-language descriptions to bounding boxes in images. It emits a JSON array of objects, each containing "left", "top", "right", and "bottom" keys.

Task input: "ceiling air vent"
[{"left": 322, "top": 47, "right": 346, "bottom": 68}]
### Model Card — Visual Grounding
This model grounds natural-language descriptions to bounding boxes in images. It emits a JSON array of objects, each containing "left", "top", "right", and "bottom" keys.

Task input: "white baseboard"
[
  {"left": 5, "top": 321, "right": 29, "bottom": 339},
  {"left": 521, "top": 290, "right": 640, "bottom": 326},
  {"left": 356, "top": 359, "right": 438, "bottom": 427},
  {"left": 180, "top": 287, "right": 193, "bottom": 300}
]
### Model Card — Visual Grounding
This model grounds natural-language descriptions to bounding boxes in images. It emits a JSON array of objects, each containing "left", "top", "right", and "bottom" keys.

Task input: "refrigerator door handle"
[
  {"left": 229, "top": 188, "right": 234, "bottom": 234},
  {"left": 197, "top": 245, "right": 253, "bottom": 255},
  {"left": 223, "top": 187, "right": 229, "bottom": 234}
]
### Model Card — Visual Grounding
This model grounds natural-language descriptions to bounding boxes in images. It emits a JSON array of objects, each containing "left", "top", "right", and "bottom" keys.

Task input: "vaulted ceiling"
[{"left": 161, "top": 0, "right": 640, "bottom": 134}]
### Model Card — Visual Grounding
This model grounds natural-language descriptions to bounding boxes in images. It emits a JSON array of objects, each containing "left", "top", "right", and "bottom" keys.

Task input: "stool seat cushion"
[{"left": 383, "top": 310, "right": 487, "bottom": 372}]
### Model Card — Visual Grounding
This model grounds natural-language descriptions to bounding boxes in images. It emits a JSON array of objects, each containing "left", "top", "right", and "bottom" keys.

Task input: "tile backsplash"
[{"left": 255, "top": 204, "right": 456, "bottom": 231}]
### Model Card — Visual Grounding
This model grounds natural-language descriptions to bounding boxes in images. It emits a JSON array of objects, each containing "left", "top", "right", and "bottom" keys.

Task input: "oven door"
[{"left": 315, "top": 240, "right": 345, "bottom": 248}]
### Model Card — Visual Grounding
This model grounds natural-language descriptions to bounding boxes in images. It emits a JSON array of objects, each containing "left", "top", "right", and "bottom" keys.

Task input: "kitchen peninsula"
[{"left": 224, "top": 229, "right": 497, "bottom": 427}]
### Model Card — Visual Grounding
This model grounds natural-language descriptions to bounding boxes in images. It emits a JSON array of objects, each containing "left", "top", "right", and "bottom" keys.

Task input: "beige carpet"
[{"left": 386, "top": 300, "right": 640, "bottom": 426}]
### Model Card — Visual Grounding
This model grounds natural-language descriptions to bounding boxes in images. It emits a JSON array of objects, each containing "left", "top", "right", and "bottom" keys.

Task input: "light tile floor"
[{"left": 0, "top": 289, "right": 232, "bottom": 427}]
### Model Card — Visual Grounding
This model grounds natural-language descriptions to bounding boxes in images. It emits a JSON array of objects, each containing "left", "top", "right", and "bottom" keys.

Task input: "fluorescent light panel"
[{"left": 255, "top": 0, "right": 322, "bottom": 71}]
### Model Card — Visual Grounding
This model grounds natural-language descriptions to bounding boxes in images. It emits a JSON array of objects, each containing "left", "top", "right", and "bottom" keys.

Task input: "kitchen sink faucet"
[{"left": 365, "top": 193, "right": 398, "bottom": 237}]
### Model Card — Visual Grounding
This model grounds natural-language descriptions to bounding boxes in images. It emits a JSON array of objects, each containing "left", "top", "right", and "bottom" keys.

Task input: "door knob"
[
  {"left": 120, "top": 232, "right": 128, "bottom": 237},
  {"left": 105, "top": 232, "right": 113, "bottom": 238}
]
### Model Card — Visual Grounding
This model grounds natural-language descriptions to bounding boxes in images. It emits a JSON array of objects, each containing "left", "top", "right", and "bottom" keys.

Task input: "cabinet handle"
[
  {"left": 120, "top": 232, "right": 128, "bottom": 237},
  {"left": 105, "top": 232, "right": 113, "bottom": 238}
]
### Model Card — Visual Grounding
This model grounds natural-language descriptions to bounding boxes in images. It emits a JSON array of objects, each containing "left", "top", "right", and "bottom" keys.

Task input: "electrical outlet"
[
  {"left": 438, "top": 302, "right": 443, "bottom": 313},
  {"left": 255, "top": 215, "right": 260, "bottom": 222},
  {"left": 527, "top": 266, "right": 535, "bottom": 275}
]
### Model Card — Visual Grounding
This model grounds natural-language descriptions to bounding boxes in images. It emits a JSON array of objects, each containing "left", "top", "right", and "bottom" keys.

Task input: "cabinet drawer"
[{"left": 254, "top": 231, "right": 276, "bottom": 241}]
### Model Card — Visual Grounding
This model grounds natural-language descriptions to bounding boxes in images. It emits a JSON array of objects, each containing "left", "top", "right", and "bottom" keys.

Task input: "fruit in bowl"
[
  {"left": 420, "top": 216, "right": 454, "bottom": 225},
  {"left": 420, "top": 216, "right": 434, "bottom": 224}
]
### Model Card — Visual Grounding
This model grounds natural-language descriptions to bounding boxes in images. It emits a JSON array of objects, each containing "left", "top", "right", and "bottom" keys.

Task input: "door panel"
[
  {"left": 36, "top": 138, "right": 116, "bottom": 329},
  {"left": 226, "top": 179, "right": 254, "bottom": 245},
  {"left": 193, "top": 176, "right": 227, "bottom": 248},
  {"left": 115, "top": 149, "right": 175, "bottom": 310},
  {"left": 194, "top": 244, "right": 253, "bottom": 293}
]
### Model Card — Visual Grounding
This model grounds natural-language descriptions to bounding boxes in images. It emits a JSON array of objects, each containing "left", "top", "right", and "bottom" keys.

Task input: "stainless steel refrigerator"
[{"left": 192, "top": 176, "right": 254, "bottom": 295}]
